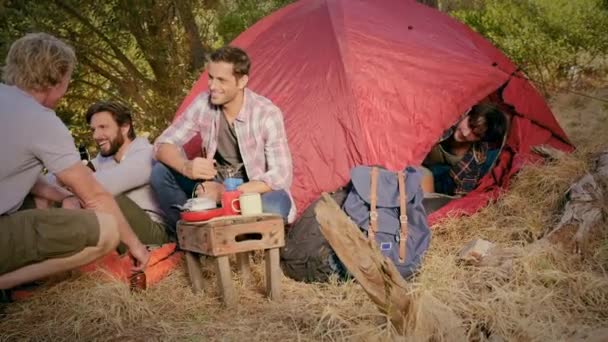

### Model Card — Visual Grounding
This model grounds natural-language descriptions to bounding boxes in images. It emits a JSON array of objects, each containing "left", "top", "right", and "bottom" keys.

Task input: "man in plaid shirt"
[{"left": 151, "top": 46, "right": 294, "bottom": 233}]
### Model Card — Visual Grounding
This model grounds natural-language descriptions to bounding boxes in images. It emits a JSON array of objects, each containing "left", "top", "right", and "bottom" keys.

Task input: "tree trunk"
[{"left": 174, "top": 0, "right": 208, "bottom": 71}]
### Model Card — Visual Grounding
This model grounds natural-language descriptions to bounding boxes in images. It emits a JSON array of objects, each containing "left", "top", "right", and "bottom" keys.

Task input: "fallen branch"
[
  {"left": 464, "top": 148, "right": 608, "bottom": 270},
  {"left": 314, "top": 193, "right": 411, "bottom": 329},
  {"left": 315, "top": 193, "right": 464, "bottom": 338},
  {"left": 545, "top": 149, "right": 607, "bottom": 254}
]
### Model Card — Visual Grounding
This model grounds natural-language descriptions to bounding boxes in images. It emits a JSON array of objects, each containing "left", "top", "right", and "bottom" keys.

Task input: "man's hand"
[
  {"left": 57, "top": 163, "right": 149, "bottom": 270},
  {"left": 61, "top": 196, "right": 82, "bottom": 209},
  {"left": 30, "top": 174, "right": 74, "bottom": 203},
  {"left": 196, "top": 181, "right": 224, "bottom": 203},
  {"left": 34, "top": 196, "right": 52, "bottom": 209},
  {"left": 129, "top": 242, "right": 150, "bottom": 272},
  {"left": 237, "top": 180, "right": 272, "bottom": 194},
  {"left": 182, "top": 157, "right": 217, "bottom": 180},
  {"left": 156, "top": 144, "right": 216, "bottom": 180}
]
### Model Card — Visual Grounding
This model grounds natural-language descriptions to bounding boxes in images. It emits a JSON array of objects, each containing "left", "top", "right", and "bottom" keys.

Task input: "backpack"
[
  {"left": 342, "top": 166, "right": 431, "bottom": 278},
  {"left": 280, "top": 188, "right": 350, "bottom": 282}
]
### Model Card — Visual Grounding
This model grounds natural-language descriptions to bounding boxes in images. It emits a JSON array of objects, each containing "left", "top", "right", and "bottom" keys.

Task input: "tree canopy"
[
  {"left": 2, "top": 0, "right": 606, "bottom": 147},
  {"left": 0, "top": 0, "right": 292, "bottom": 146}
]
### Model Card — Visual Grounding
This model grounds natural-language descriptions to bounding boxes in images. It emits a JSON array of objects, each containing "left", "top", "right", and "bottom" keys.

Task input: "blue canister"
[{"left": 223, "top": 177, "right": 244, "bottom": 191}]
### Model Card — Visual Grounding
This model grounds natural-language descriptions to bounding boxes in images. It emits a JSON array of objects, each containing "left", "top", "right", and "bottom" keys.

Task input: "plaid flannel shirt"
[
  {"left": 439, "top": 120, "right": 489, "bottom": 196},
  {"left": 154, "top": 89, "right": 295, "bottom": 218}
]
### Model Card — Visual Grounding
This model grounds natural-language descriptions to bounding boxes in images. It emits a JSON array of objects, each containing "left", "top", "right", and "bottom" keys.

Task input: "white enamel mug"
[{"left": 239, "top": 192, "right": 263, "bottom": 215}]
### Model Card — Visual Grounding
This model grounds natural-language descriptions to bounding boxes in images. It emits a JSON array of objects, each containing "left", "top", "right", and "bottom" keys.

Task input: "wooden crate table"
[{"left": 177, "top": 214, "right": 284, "bottom": 307}]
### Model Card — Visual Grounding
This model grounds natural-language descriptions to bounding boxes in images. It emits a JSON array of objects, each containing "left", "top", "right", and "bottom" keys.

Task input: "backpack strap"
[
  {"left": 398, "top": 171, "right": 408, "bottom": 263},
  {"left": 369, "top": 166, "right": 379, "bottom": 240}
]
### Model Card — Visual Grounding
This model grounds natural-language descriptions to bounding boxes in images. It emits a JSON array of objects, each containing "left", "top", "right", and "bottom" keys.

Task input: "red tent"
[{"left": 176, "top": 0, "right": 572, "bottom": 224}]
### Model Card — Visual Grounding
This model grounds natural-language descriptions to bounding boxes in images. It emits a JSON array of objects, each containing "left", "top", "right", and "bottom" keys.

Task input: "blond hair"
[{"left": 2, "top": 33, "right": 76, "bottom": 91}]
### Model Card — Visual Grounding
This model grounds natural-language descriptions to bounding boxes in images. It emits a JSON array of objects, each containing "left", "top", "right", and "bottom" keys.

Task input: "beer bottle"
[{"left": 78, "top": 144, "right": 96, "bottom": 172}]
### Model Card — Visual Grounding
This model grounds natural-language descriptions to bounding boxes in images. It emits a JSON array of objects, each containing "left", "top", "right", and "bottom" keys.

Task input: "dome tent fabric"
[{"left": 174, "top": 0, "right": 572, "bottom": 224}]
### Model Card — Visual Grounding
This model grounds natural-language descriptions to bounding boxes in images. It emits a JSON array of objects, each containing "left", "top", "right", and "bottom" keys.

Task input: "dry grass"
[
  {"left": 420, "top": 147, "right": 608, "bottom": 341},
  {"left": 1, "top": 84, "right": 607, "bottom": 341},
  {"left": 0, "top": 260, "right": 387, "bottom": 341}
]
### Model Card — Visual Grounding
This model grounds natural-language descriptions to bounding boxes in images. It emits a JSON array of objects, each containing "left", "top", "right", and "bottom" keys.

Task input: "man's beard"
[{"left": 99, "top": 134, "right": 125, "bottom": 157}]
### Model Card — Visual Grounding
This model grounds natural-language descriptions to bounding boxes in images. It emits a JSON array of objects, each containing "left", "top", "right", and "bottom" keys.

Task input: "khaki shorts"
[
  {"left": 0, "top": 208, "right": 100, "bottom": 275},
  {"left": 114, "top": 195, "right": 171, "bottom": 254}
]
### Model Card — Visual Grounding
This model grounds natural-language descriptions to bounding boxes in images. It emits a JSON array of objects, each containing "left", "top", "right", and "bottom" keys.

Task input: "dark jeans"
[
  {"left": 150, "top": 163, "right": 292, "bottom": 234},
  {"left": 429, "top": 164, "right": 456, "bottom": 195}
]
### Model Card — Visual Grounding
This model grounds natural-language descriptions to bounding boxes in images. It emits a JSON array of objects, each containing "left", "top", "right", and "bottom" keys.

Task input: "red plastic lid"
[{"left": 180, "top": 208, "right": 225, "bottom": 222}]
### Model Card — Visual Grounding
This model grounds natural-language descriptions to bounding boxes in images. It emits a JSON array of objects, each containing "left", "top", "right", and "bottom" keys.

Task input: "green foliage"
[
  {"left": 452, "top": 0, "right": 608, "bottom": 94},
  {"left": 217, "top": 0, "right": 293, "bottom": 43}
]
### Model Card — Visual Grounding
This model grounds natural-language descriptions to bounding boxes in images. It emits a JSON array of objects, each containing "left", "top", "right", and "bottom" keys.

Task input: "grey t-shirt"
[
  {"left": 0, "top": 84, "right": 80, "bottom": 215},
  {"left": 91, "top": 137, "right": 167, "bottom": 224},
  {"left": 214, "top": 113, "right": 247, "bottom": 181}
]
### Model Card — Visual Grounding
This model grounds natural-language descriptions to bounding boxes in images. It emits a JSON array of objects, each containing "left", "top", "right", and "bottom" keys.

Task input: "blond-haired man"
[{"left": 0, "top": 33, "right": 150, "bottom": 298}]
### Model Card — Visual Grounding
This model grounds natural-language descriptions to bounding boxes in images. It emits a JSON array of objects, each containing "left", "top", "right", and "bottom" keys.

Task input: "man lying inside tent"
[{"left": 422, "top": 103, "right": 508, "bottom": 196}]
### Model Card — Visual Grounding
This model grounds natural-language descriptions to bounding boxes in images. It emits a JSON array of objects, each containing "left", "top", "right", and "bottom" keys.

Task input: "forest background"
[{"left": 1, "top": 0, "right": 607, "bottom": 150}]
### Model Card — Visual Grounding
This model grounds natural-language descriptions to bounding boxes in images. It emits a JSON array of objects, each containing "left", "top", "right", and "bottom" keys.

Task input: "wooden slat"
[
  {"left": 265, "top": 248, "right": 281, "bottom": 301},
  {"left": 177, "top": 225, "right": 211, "bottom": 254},
  {"left": 203, "top": 213, "right": 279, "bottom": 226},
  {"left": 184, "top": 252, "right": 204, "bottom": 294},
  {"left": 209, "top": 220, "right": 284, "bottom": 255},
  {"left": 178, "top": 216, "right": 284, "bottom": 256},
  {"left": 215, "top": 256, "right": 236, "bottom": 307},
  {"left": 236, "top": 252, "right": 251, "bottom": 285}
]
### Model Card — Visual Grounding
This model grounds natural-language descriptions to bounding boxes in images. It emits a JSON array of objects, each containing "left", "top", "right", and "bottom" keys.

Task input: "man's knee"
[
  {"left": 261, "top": 190, "right": 291, "bottom": 219},
  {"left": 94, "top": 212, "right": 120, "bottom": 254}
]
